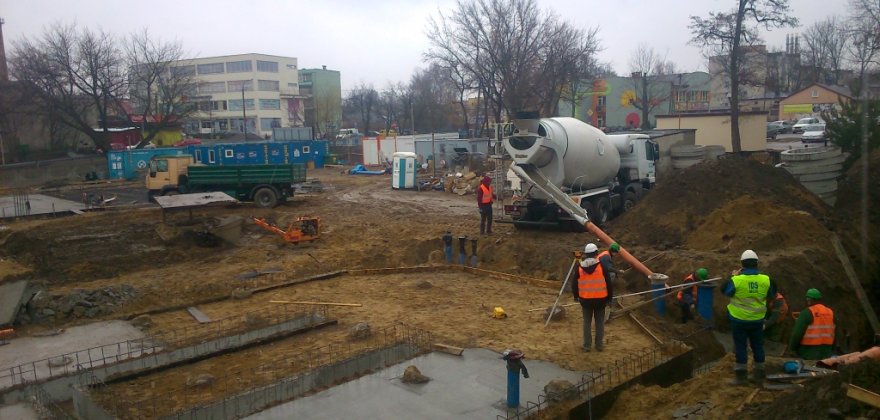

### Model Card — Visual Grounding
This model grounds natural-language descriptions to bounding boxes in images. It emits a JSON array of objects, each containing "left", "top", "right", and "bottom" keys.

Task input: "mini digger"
[{"left": 251, "top": 216, "right": 320, "bottom": 244}]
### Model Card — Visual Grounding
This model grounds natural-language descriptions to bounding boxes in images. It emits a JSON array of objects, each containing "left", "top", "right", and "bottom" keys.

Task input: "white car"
[
  {"left": 793, "top": 117, "right": 823, "bottom": 133},
  {"left": 801, "top": 123, "right": 827, "bottom": 143}
]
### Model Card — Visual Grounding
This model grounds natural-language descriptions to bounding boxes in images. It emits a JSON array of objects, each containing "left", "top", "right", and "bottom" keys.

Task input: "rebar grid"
[
  {"left": 0, "top": 303, "right": 323, "bottom": 390},
  {"left": 27, "top": 383, "right": 74, "bottom": 419},
  {"left": 91, "top": 323, "right": 433, "bottom": 419},
  {"left": 496, "top": 340, "right": 691, "bottom": 420}
]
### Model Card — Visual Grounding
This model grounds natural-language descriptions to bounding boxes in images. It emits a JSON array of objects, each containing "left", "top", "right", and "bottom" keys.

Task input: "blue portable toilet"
[{"left": 392, "top": 152, "right": 418, "bottom": 189}]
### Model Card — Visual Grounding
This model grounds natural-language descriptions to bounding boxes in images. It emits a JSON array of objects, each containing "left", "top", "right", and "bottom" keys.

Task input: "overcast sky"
[{"left": 1, "top": 0, "right": 850, "bottom": 92}]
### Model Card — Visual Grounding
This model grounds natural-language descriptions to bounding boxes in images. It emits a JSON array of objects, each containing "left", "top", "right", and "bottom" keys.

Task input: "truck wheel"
[
  {"left": 592, "top": 197, "right": 611, "bottom": 225},
  {"left": 254, "top": 188, "right": 278, "bottom": 208},
  {"left": 623, "top": 191, "right": 638, "bottom": 213}
]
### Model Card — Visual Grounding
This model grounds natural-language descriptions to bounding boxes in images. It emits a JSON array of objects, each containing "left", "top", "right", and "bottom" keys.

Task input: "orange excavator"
[{"left": 251, "top": 216, "right": 321, "bottom": 244}]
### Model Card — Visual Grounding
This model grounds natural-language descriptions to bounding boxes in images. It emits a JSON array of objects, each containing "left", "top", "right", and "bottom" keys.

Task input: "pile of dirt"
[
  {"left": 609, "top": 157, "right": 828, "bottom": 249},
  {"left": 744, "top": 359, "right": 880, "bottom": 419}
]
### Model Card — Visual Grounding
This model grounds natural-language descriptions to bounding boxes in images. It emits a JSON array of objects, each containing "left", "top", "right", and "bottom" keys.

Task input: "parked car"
[
  {"left": 801, "top": 123, "right": 827, "bottom": 143},
  {"left": 793, "top": 117, "right": 823, "bottom": 133},
  {"left": 766, "top": 120, "right": 793, "bottom": 139}
]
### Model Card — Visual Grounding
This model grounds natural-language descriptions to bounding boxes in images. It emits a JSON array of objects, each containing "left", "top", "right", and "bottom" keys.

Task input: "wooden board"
[
  {"left": 831, "top": 235, "right": 880, "bottom": 334},
  {"left": 433, "top": 343, "right": 464, "bottom": 356},
  {"left": 187, "top": 307, "right": 212, "bottom": 324},
  {"left": 847, "top": 384, "right": 880, "bottom": 409}
]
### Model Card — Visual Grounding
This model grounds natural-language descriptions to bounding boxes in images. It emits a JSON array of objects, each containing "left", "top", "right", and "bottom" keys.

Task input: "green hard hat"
[
  {"left": 610, "top": 243, "right": 620, "bottom": 252},
  {"left": 696, "top": 268, "right": 709, "bottom": 280},
  {"left": 806, "top": 288, "right": 822, "bottom": 299}
]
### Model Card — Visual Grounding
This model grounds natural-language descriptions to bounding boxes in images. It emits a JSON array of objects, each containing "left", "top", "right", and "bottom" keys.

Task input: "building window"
[
  {"left": 287, "top": 83, "right": 298, "bottom": 89},
  {"left": 260, "top": 118, "right": 282, "bottom": 130},
  {"left": 224, "top": 149, "right": 234, "bottom": 158},
  {"left": 212, "top": 100, "right": 228, "bottom": 111},
  {"left": 208, "top": 150, "right": 216, "bottom": 163},
  {"left": 597, "top": 117, "right": 605, "bottom": 127},
  {"left": 227, "top": 80, "right": 253, "bottom": 92},
  {"left": 303, "top": 146, "right": 310, "bottom": 154},
  {"left": 257, "top": 60, "right": 279, "bottom": 73},
  {"left": 218, "top": 120, "right": 228, "bottom": 130},
  {"left": 171, "top": 65, "right": 195, "bottom": 77},
  {"left": 198, "top": 101, "right": 212, "bottom": 112},
  {"left": 258, "top": 80, "right": 280, "bottom": 91},
  {"left": 811, "top": 89, "right": 819, "bottom": 98},
  {"left": 228, "top": 99, "right": 255, "bottom": 111},
  {"left": 198, "top": 82, "right": 226, "bottom": 94},
  {"left": 195, "top": 150, "right": 202, "bottom": 163},
  {"left": 597, "top": 96, "right": 606, "bottom": 107},
  {"left": 226, "top": 60, "right": 252, "bottom": 73},
  {"left": 259, "top": 99, "right": 281, "bottom": 110},
  {"left": 201, "top": 121, "right": 213, "bottom": 129},
  {"left": 299, "top": 73, "right": 313, "bottom": 83},
  {"left": 197, "top": 63, "right": 225, "bottom": 74}
]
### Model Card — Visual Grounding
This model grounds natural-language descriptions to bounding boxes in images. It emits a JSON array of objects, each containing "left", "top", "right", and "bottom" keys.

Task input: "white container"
[{"left": 392, "top": 152, "right": 418, "bottom": 189}]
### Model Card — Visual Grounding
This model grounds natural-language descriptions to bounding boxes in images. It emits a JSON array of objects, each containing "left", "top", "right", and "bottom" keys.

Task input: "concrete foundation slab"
[
  {"left": 0, "top": 194, "right": 86, "bottom": 218},
  {"left": 0, "top": 280, "right": 28, "bottom": 326},
  {"left": 247, "top": 348, "right": 588, "bottom": 420},
  {"left": 0, "top": 402, "right": 40, "bottom": 420},
  {"left": 0, "top": 320, "right": 145, "bottom": 390}
]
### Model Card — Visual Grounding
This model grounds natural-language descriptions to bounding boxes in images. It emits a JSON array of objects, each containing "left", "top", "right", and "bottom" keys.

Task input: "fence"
[
  {"left": 0, "top": 303, "right": 325, "bottom": 391},
  {"left": 497, "top": 340, "right": 691, "bottom": 420},
  {"left": 86, "top": 323, "right": 433, "bottom": 419}
]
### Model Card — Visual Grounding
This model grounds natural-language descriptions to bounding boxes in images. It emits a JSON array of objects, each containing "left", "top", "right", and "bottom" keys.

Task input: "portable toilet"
[{"left": 392, "top": 152, "right": 418, "bottom": 189}]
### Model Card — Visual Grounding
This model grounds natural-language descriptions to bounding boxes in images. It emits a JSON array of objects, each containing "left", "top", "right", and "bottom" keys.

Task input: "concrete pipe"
[
  {"left": 801, "top": 179, "right": 838, "bottom": 195},
  {"left": 703, "top": 145, "right": 726, "bottom": 160},
  {"left": 780, "top": 146, "right": 841, "bottom": 162}
]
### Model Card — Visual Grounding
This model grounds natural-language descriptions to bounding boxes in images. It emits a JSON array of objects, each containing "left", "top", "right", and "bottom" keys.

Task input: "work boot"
[
  {"left": 752, "top": 363, "right": 766, "bottom": 386},
  {"left": 729, "top": 364, "right": 749, "bottom": 386}
]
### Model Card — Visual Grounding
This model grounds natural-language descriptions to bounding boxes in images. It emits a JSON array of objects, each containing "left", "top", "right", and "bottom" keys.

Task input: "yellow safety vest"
[{"left": 727, "top": 273, "right": 770, "bottom": 321}]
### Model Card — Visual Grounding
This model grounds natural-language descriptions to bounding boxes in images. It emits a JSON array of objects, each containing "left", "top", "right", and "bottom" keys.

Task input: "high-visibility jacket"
[
  {"left": 727, "top": 273, "right": 771, "bottom": 321},
  {"left": 770, "top": 292, "right": 789, "bottom": 320},
  {"left": 577, "top": 264, "right": 608, "bottom": 299},
  {"left": 597, "top": 250, "right": 611, "bottom": 260},
  {"left": 677, "top": 273, "right": 698, "bottom": 303},
  {"left": 479, "top": 184, "right": 493, "bottom": 204},
  {"left": 801, "top": 303, "right": 835, "bottom": 346}
]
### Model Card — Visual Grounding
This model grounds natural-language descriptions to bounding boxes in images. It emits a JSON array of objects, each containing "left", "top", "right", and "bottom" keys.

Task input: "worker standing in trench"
[
  {"left": 677, "top": 268, "right": 709, "bottom": 324},
  {"left": 570, "top": 243, "right": 614, "bottom": 352},
  {"left": 787, "top": 288, "right": 836, "bottom": 360},
  {"left": 722, "top": 250, "right": 776, "bottom": 386}
]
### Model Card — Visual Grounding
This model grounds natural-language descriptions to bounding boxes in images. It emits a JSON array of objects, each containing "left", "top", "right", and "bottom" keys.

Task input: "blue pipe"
[
  {"left": 697, "top": 284, "right": 716, "bottom": 323},
  {"left": 651, "top": 279, "right": 667, "bottom": 315}
]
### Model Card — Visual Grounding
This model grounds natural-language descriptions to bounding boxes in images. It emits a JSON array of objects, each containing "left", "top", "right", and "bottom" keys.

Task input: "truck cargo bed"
[{"left": 187, "top": 164, "right": 306, "bottom": 184}]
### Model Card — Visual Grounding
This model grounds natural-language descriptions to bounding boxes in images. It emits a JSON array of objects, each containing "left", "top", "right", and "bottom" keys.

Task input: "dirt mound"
[
  {"left": 609, "top": 157, "right": 828, "bottom": 249},
  {"left": 744, "top": 359, "right": 880, "bottom": 419}
]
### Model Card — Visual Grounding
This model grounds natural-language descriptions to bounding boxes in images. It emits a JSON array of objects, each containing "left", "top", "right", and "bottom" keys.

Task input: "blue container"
[
  {"left": 651, "top": 280, "right": 667, "bottom": 315},
  {"left": 697, "top": 284, "right": 716, "bottom": 322},
  {"left": 507, "top": 369, "right": 520, "bottom": 408}
]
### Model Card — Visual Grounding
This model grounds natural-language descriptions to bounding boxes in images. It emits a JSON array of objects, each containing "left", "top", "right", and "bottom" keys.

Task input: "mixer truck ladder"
[{"left": 510, "top": 164, "right": 664, "bottom": 282}]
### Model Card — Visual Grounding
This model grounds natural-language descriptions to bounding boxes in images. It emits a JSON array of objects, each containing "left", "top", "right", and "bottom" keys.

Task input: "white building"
[{"left": 173, "top": 53, "right": 306, "bottom": 137}]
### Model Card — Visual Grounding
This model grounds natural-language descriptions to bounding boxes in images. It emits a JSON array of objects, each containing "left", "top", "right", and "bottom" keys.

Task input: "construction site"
[{"left": 1, "top": 137, "right": 879, "bottom": 419}]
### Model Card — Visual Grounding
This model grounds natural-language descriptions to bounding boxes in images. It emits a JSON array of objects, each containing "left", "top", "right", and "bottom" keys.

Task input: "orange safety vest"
[
  {"left": 577, "top": 264, "right": 608, "bottom": 299},
  {"left": 801, "top": 303, "right": 835, "bottom": 346},
  {"left": 597, "top": 250, "right": 611, "bottom": 260},
  {"left": 770, "top": 292, "right": 789, "bottom": 320},
  {"left": 677, "top": 273, "right": 698, "bottom": 302},
  {"left": 479, "top": 184, "right": 493, "bottom": 204}
]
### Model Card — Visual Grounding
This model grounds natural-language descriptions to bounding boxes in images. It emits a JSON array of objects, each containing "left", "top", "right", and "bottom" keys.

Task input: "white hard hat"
[
  {"left": 740, "top": 249, "right": 758, "bottom": 261},
  {"left": 584, "top": 243, "right": 598, "bottom": 253}
]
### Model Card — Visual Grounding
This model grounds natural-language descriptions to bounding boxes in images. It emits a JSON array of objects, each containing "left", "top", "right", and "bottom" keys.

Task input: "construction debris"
[
  {"left": 401, "top": 365, "right": 430, "bottom": 384},
  {"left": 349, "top": 322, "right": 372, "bottom": 340},
  {"left": 544, "top": 379, "right": 577, "bottom": 402},
  {"left": 187, "top": 307, "right": 212, "bottom": 324}
]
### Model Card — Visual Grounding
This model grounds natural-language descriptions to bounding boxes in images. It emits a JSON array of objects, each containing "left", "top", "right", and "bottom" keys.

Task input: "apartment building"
[
  {"left": 298, "top": 66, "right": 342, "bottom": 138},
  {"left": 173, "top": 53, "right": 306, "bottom": 138}
]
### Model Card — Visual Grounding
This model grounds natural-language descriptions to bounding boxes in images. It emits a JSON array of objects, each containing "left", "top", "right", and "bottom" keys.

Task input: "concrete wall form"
[{"left": 0, "top": 157, "right": 106, "bottom": 188}]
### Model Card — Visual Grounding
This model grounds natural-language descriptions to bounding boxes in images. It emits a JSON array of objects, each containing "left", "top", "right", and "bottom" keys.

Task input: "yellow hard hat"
[{"left": 493, "top": 306, "right": 507, "bottom": 319}]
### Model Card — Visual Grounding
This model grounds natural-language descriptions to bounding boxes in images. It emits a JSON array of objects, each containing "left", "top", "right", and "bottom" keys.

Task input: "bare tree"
[
  {"left": 846, "top": 1, "right": 880, "bottom": 96},
  {"left": 801, "top": 17, "right": 849, "bottom": 85},
  {"left": 10, "top": 23, "right": 126, "bottom": 153},
  {"left": 123, "top": 29, "right": 197, "bottom": 147},
  {"left": 426, "top": 0, "right": 601, "bottom": 121},
  {"left": 344, "top": 83, "right": 379, "bottom": 134},
  {"left": 690, "top": 0, "right": 798, "bottom": 153},
  {"left": 410, "top": 65, "right": 459, "bottom": 132},
  {"left": 628, "top": 44, "right": 674, "bottom": 129}
]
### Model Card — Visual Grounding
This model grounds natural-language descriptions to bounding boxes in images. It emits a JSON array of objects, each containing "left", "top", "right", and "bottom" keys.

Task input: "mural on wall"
[
  {"left": 574, "top": 80, "right": 612, "bottom": 122},
  {"left": 625, "top": 113, "right": 641, "bottom": 128},
  {"left": 620, "top": 90, "right": 636, "bottom": 108}
]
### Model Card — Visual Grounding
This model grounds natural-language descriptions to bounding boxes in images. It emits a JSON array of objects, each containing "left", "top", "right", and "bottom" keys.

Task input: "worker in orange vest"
[
  {"left": 763, "top": 290, "right": 789, "bottom": 342},
  {"left": 788, "top": 288, "right": 835, "bottom": 360},
  {"left": 569, "top": 243, "right": 614, "bottom": 352},
  {"left": 476, "top": 175, "right": 494, "bottom": 235},
  {"left": 677, "top": 268, "right": 708, "bottom": 324}
]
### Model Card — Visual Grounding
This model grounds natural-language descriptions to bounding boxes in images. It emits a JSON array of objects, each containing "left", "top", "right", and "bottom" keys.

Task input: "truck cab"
[{"left": 146, "top": 155, "right": 194, "bottom": 199}]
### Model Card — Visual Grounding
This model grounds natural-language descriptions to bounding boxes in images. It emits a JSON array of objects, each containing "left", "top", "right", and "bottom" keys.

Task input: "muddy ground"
[{"left": 1, "top": 154, "right": 878, "bottom": 417}]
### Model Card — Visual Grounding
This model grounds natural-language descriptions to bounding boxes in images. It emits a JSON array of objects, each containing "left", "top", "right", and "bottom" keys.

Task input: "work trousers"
[
  {"left": 731, "top": 319, "right": 765, "bottom": 365},
  {"left": 580, "top": 300, "right": 606, "bottom": 350},
  {"left": 479, "top": 204, "right": 493, "bottom": 234}
]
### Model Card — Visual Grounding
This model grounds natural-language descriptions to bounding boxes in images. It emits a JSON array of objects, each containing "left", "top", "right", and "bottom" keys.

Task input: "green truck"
[{"left": 146, "top": 155, "right": 307, "bottom": 208}]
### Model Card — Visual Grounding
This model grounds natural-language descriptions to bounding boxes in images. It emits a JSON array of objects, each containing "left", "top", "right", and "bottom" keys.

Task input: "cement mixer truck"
[{"left": 502, "top": 117, "right": 658, "bottom": 228}]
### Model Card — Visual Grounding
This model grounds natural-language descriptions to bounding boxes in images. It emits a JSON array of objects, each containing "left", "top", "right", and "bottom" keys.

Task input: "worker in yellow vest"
[
  {"left": 569, "top": 243, "right": 614, "bottom": 352},
  {"left": 788, "top": 288, "right": 835, "bottom": 360},
  {"left": 722, "top": 250, "right": 776, "bottom": 385},
  {"left": 476, "top": 175, "right": 494, "bottom": 235}
]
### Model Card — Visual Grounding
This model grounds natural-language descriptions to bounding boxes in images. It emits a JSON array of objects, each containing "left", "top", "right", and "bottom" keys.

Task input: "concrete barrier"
[
  {"left": 671, "top": 145, "right": 705, "bottom": 169},
  {"left": 0, "top": 157, "right": 106, "bottom": 188}
]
